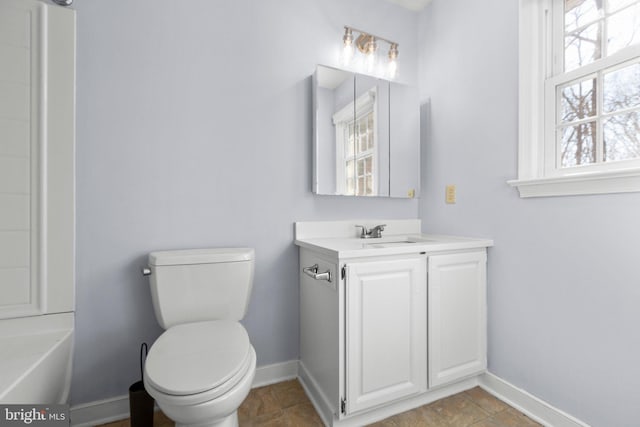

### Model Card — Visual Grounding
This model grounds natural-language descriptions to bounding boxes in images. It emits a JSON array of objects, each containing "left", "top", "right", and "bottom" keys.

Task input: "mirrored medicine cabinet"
[{"left": 312, "top": 65, "right": 420, "bottom": 198}]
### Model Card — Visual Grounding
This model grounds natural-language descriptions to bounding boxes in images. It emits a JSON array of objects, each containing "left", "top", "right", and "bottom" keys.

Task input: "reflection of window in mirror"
[{"left": 333, "top": 89, "right": 378, "bottom": 196}]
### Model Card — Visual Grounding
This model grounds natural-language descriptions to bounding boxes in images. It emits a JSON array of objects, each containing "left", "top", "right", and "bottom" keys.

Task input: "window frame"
[{"left": 510, "top": 0, "right": 640, "bottom": 197}]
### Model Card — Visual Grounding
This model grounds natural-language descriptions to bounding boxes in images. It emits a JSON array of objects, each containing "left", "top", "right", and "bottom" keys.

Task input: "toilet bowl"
[
  {"left": 143, "top": 248, "right": 256, "bottom": 427},
  {"left": 144, "top": 321, "right": 256, "bottom": 427}
]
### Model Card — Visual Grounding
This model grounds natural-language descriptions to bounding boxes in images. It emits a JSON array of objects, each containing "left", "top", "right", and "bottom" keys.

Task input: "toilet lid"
[{"left": 144, "top": 320, "right": 251, "bottom": 396}]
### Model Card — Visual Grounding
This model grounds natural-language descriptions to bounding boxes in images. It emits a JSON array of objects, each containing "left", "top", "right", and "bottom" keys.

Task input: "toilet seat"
[
  {"left": 144, "top": 320, "right": 252, "bottom": 404},
  {"left": 145, "top": 345, "right": 255, "bottom": 407}
]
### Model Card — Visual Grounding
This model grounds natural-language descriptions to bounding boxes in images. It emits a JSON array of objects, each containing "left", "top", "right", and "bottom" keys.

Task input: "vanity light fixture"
[{"left": 341, "top": 26, "right": 399, "bottom": 79}]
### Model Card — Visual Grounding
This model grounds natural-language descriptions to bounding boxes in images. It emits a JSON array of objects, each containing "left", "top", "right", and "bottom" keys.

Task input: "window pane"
[
  {"left": 604, "top": 111, "right": 640, "bottom": 161},
  {"left": 357, "top": 177, "right": 365, "bottom": 196},
  {"left": 608, "top": 0, "right": 639, "bottom": 13},
  {"left": 357, "top": 159, "right": 365, "bottom": 177},
  {"left": 565, "top": 0, "right": 603, "bottom": 33},
  {"left": 365, "top": 156, "right": 372, "bottom": 174},
  {"left": 560, "top": 78, "right": 597, "bottom": 122},
  {"left": 565, "top": 22, "right": 603, "bottom": 71},
  {"left": 604, "top": 62, "right": 640, "bottom": 113},
  {"left": 357, "top": 117, "right": 368, "bottom": 153},
  {"left": 607, "top": 4, "right": 640, "bottom": 56},
  {"left": 365, "top": 176, "right": 373, "bottom": 195},
  {"left": 560, "top": 121, "right": 597, "bottom": 167}
]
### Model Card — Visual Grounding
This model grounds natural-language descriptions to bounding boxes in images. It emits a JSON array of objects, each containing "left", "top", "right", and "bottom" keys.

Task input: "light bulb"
[
  {"left": 365, "top": 53, "right": 376, "bottom": 73},
  {"left": 388, "top": 59, "right": 398, "bottom": 79},
  {"left": 342, "top": 44, "right": 354, "bottom": 67},
  {"left": 365, "top": 38, "right": 377, "bottom": 74},
  {"left": 387, "top": 43, "right": 399, "bottom": 79},
  {"left": 342, "top": 27, "right": 354, "bottom": 67}
]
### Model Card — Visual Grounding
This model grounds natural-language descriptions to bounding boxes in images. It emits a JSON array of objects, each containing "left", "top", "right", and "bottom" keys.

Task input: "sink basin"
[
  {"left": 362, "top": 237, "right": 433, "bottom": 248},
  {"left": 365, "top": 242, "right": 417, "bottom": 248}
]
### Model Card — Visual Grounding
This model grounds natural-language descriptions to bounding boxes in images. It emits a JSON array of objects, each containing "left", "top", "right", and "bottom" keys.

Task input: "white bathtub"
[{"left": 0, "top": 312, "right": 74, "bottom": 403}]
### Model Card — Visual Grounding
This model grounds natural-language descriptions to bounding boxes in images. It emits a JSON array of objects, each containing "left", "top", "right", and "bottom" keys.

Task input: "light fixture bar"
[{"left": 343, "top": 26, "right": 398, "bottom": 47}]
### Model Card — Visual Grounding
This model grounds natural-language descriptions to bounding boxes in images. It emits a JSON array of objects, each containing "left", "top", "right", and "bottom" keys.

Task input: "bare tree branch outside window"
[{"left": 560, "top": 0, "right": 640, "bottom": 168}]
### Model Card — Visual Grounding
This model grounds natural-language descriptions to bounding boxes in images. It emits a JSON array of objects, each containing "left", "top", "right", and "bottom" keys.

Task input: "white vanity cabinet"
[
  {"left": 299, "top": 250, "right": 427, "bottom": 419},
  {"left": 295, "top": 219, "right": 492, "bottom": 426},
  {"left": 428, "top": 251, "right": 487, "bottom": 388}
]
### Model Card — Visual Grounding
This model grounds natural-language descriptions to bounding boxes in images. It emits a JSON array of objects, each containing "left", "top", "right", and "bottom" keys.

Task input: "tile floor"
[{"left": 98, "top": 379, "right": 542, "bottom": 427}]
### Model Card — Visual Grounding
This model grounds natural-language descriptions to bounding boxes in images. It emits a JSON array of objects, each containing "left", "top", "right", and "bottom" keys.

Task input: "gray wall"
[
  {"left": 73, "top": 0, "right": 419, "bottom": 404},
  {"left": 418, "top": 1, "right": 640, "bottom": 426}
]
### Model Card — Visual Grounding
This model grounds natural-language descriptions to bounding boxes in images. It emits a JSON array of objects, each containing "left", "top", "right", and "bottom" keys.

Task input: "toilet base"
[{"left": 175, "top": 411, "right": 238, "bottom": 427}]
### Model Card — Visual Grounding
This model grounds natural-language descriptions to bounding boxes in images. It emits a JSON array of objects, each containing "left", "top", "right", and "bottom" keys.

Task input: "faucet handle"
[
  {"left": 355, "top": 225, "right": 368, "bottom": 238},
  {"left": 370, "top": 224, "right": 387, "bottom": 238}
]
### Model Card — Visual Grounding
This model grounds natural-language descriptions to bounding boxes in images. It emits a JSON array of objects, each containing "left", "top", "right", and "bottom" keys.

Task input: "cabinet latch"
[
  {"left": 341, "top": 397, "right": 346, "bottom": 414},
  {"left": 341, "top": 265, "right": 346, "bottom": 280}
]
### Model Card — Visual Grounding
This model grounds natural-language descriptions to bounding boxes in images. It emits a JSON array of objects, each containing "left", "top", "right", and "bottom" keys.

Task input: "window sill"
[{"left": 507, "top": 169, "right": 640, "bottom": 198}]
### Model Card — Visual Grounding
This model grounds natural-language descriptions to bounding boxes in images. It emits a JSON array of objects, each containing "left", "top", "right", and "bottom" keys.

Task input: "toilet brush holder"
[{"left": 129, "top": 342, "right": 154, "bottom": 427}]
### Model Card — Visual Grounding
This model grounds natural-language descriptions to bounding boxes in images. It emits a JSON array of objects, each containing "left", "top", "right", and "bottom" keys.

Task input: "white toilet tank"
[{"left": 147, "top": 248, "right": 255, "bottom": 329}]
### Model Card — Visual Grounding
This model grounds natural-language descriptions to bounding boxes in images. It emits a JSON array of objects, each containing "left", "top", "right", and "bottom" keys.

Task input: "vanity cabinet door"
[
  {"left": 344, "top": 256, "right": 427, "bottom": 414},
  {"left": 428, "top": 251, "right": 487, "bottom": 387}
]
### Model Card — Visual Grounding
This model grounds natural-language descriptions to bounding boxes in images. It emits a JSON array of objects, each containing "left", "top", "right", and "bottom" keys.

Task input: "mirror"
[{"left": 312, "top": 65, "right": 420, "bottom": 198}]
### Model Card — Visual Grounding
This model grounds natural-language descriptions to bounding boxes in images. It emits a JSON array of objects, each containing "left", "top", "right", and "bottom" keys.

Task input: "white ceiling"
[{"left": 383, "top": 0, "right": 432, "bottom": 11}]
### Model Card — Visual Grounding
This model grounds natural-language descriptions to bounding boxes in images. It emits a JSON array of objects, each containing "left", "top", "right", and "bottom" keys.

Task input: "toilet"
[{"left": 143, "top": 248, "right": 257, "bottom": 427}]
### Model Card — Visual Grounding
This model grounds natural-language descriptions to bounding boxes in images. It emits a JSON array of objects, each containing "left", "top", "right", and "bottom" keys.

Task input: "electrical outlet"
[{"left": 445, "top": 185, "right": 456, "bottom": 204}]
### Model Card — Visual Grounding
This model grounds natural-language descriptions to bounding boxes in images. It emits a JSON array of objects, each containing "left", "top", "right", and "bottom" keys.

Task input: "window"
[
  {"left": 344, "top": 112, "right": 376, "bottom": 196},
  {"left": 333, "top": 89, "right": 378, "bottom": 196},
  {"left": 511, "top": 0, "right": 640, "bottom": 197}
]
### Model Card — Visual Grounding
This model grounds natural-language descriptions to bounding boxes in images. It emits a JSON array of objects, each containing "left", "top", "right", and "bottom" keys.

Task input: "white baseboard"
[
  {"left": 70, "top": 394, "right": 131, "bottom": 427},
  {"left": 69, "top": 360, "right": 300, "bottom": 426},
  {"left": 251, "top": 360, "right": 299, "bottom": 388},
  {"left": 479, "top": 373, "right": 590, "bottom": 427}
]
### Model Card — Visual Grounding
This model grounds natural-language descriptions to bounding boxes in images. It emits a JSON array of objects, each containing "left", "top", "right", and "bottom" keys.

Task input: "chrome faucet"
[{"left": 355, "top": 224, "right": 386, "bottom": 239}]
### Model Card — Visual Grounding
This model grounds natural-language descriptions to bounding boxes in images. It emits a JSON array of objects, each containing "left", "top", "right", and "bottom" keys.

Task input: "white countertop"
[
  {"left": 295, "top": 233, "right": 493, "bottom": 259},
  {"left": 294, "top": 219, "right": 493, "bottom": 258}
]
